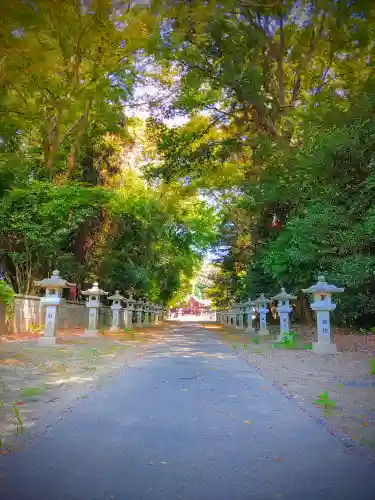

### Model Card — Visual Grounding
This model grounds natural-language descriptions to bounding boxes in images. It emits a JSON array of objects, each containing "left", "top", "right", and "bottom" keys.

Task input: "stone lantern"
[
  {"left": 226, "top": 306, "right": 232, "bottom": 326},
  {"left": 82, "top": 281, "right": 108, "bottom": 336},
  {"left": 227, "top": 304, "right": 234, "bottom": 327},
  {"left": 244, "top": 298, "right": 256, "bottom": 333},
  {"left": 254, "top": 293, "right": 272, "bottom": 335},
  {"left": 302, "top": 275, "right": 344, "bottom": 354},
  {"left": 272, "top": 287, "right": 297, "bottom": 341},
  {"left": 143, "top": 299, "right": 150, "bottom": 326},
  {"left": 147, "top": 304, "right": 153, "bottom": 323},
  {"left": 123, "top": 293, "right": 136, "bottom": 329},
  {"left": 135, "top": 300, "right": 143, "bottom": 327},
  {"left": 233, "top": 302, "right": 244, "bottom": 329},
  {"left": 34, "top": 270, "right": 74, "bottom": 345},
  {"left": 161, "top": 306, "right": 166, "bottom": 321},
  {"left": 108, "top": 290, "right": 124, "bottom": 332},
  {"left": 155, "top": 304, "right": 161, "bottom": 323}
]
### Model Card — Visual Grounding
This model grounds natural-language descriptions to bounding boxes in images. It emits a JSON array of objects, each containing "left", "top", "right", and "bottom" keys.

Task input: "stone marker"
[
  {"left": 143, "top": 299, "right": 150, "bottom": 326},
  {"left": 155, "top": 305, "right": 161, "bottom": 323},
  {"left": 82, "top": 281, "right": 108, "bottom": 337},
  {"left": 244, "top": 298, "right": 256, "bottom": 333},
  {"left": 108, "top": 290, "right": 124, "bottom": 332},
  {"left": 136, "top": 302, "right": 143, "bottom": 327},
  {"left": 302, "top": 276, "right": 344, "bottom": 354},
  {"left": 254, "top": 293, "right": 272, "bottom": 335},
  {"left": 34, "top": 270, "right": 74, "bottom": 345},
  {"left": 271, "top": 288, "right": 297, "bottom": 342},
  {"left": 123, "top": 293, "right": 136, "bottom": 329}
]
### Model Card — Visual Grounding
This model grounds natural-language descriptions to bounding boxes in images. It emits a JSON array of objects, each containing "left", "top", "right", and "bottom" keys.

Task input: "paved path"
[{"left": 1, "top": 324, "right": 375, "bottom": 500}]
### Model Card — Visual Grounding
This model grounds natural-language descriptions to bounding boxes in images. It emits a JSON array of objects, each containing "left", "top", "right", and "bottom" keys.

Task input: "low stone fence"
[{"left": 9, "top": 295, "right": 113, "bottom": 334}]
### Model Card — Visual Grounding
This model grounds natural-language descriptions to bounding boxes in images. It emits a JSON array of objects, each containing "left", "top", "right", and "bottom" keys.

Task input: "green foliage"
[
  {"left": 143, "top": 1, "right": 375, "bottom": 326},
  {"left": 369, "top": 358, "right": 375, "bottom": 375},
  {"left": 281, "top": 332, "right": 297, "bottom": 348},
  {"left": 0, "top": 280, "right": 13, "bottom": 306},
  {"left": 314, "top": 391, "right": 336, "bottom": 409},
  {"left": 0, "top": 383, "right": 24, "bottom": 449},
  {"left": 0, "top": 179, "right": 217, "bottom": 303},
  {"left": 21, "top": 386, "right": 44, "bottom": 398},
  {"left": 2, "top": 0, "right": 375, "bottom": 322}
]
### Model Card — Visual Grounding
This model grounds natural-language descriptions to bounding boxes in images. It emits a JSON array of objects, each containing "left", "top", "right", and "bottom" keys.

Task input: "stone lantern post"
[
  {"left": 34, "top": 270, "right": 74, "bottom": 345},
  {"left": 302, "top": 276, "right": 344, "bottom": 354},
  {"left": 272, "top": 288, "right": 297, "bottom": 341},
  {"left": 108, "top": 290, "right": 124, "bottom": 332},
  {"left": 254, "top": 293, "right": 272, "bottom": 335},
  {"left": 155, "top": 305, "right": 161, "bottom": 323},
  {"left": 147, "top": 304, "right": 153, "bottom": 324},
  {"left": 82, "top": 281, "right": 108, "bottom": 337},
  {"left": 135, "top": 301, "right": 143, "bottom": 327},
  {"left": 244, "top": 298, "right": 256, "bottom": 333},
  {"left": 143, "top": 300, "right": 150, "bottom": 326},
  {"left": 123, "top": 293, "right": 136, "bottom": 329},
  {"left": 153, "top": 305, "right": 158, "bottom": 323},
  {"left": 226, "top": 307, "right": 231, "bottom": 326},
  {"left": 234, "top": 303, "right": 244, "bottom": 329},
  {"left": 227, "top": 305, "right": 234, "bottom": 327}
]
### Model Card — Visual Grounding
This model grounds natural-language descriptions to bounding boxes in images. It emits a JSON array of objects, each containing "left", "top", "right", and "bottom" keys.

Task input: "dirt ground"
[
  {"left": 0, "top": 325, "right": 169, "bottom": 453},
  {"left": 207, "top": 323, "right": 375, "bottom": 460}
]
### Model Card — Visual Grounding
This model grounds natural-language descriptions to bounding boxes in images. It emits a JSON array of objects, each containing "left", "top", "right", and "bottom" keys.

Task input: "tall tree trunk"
[
  {"left": 296, "top": 294, "right": 314, "bottom": 325},
  {"left": 67, "top": 99, "right": 91, "bottom": 173},
  {"left": 44, "top": 110, "right": 61, "bottom": 174}
]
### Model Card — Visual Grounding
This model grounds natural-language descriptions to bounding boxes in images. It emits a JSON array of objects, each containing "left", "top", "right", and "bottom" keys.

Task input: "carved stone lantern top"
[
  {"left": 272, "top": 287, "right": 297, "bottom": 302},
  {"left": 254, "top": 293, "right": 272, "bottom": 306},
  {"left": 108, "top": 290, "right": 125, "bottom": 302},
  {"left": 34, "top": 269, "right": 74, "bottom": 290},
  {"left": 302, "top": 276, "right": 344, "bottom": 295},
  {"left": 82, "top": 281, "right": 108, "bottom": 297}
]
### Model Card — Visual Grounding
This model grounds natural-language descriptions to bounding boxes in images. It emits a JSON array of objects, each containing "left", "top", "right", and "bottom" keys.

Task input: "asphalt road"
[{"left": 1, "top": 323, "right": 375, "bottom": 500}]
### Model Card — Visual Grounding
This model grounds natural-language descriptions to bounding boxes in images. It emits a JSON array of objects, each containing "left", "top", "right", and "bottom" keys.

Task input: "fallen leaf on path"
[
  {"left": 0, "top": 449, "right": 11, "bottom": 456},
  {"left": 274, "top": 457, "right": 282, "bottom": 462},
  {"left": 15, "top": 402, "right": 24, "bottom": 406},
  {"left": 361, "top": 422, "right": 369, "bottom": 427},
  {"left": 259, "top": 386, "right": 265, "bottom": 390},
  {"left": 244, "top": 420, "right": 251, "bottom": 424},
  {"left": 362, "top": 414, "right": 366, "bottom": 420}
]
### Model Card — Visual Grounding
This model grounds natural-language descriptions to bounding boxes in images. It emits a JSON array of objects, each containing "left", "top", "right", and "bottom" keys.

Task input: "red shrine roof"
[{"left": 188, "top": 296, "right": 212, "bottom": 307}]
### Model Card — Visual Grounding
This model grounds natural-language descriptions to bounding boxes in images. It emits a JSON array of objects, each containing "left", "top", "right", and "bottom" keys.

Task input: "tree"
[{"left": 0, "top": 0, "right": 156, "bottom": 178}]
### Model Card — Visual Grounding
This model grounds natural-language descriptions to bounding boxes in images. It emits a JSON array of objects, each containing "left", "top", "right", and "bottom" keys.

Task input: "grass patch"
[
  {"left": 271, "top": 332, "right": 311, "bottom": 351},
  {"left": 369, "top": 358, "right": 375, "bottom": 375},
  {"left": 314, "top": 391, "right": 336, "bottom": 409},
  {"left": 21, "top": 386, "right": 44, "bottom": 398}
]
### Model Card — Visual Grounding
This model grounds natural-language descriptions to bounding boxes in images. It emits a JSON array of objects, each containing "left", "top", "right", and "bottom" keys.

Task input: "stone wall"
[
  {"left": 9, "top": 295, "right": 112, "bottom": 334},
  {"left": 12, "top": 295, "right": 42, "bottom": 334}
]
